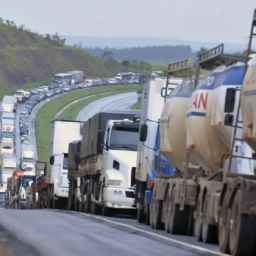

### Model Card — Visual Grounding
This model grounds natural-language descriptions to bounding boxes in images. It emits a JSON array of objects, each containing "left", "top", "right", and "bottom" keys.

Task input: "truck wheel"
[
  {"left": 137, "top": 207, "right": 145, "bottom": 223},
  {"left": 136, "top": 182, "right": 145, "bottom": 223},
  {"left": 153, "top": 199, "right": 164, "bottom": 230},
  {"left": 202, "top": 193, "right": 217, "bottom": 243},
  {"left": 229, "top": 190, "right": 256, "bottom": 256},
  {"left": 145, "top": 205, "right": 150, "bottom": 225},
  {"left": 218, "top": 193, "right": 230, "bottom": 253},
  {"left": 67, "top": 185, "right": 73, "bottom": 211},
  {"left": 102, "top": 205, "right": 113, "bottom": 217},
  {"left": 90, "top": 201, "right": 101, "bottom": 215},
  {"left": 194, "top": 191, "right": 203, "bottom": 241},
  {"left": 150, "top": 198, "right": 155, "bottom": 228},
  {"left": 84, "top": 190, "right": 90, "bottom": 213},
  {"left": 78, "top": 201, "right": 83, "bottom": 212},
  {"left": 169, "top": 187, "right": 190, "bottom": 235}
]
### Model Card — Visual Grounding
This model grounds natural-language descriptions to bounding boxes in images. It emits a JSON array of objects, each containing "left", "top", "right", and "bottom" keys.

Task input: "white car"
[{"left": 22, "top": 139, "right": 30, "bottom": 145}]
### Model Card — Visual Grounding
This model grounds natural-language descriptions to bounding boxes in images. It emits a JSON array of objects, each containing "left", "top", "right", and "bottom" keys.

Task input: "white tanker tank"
[
  {"left": 242, "top": 54, "right": 256, "bottom": 151},
  {"left": 160, "top": 59, "right": 198, "bottom": 172}
]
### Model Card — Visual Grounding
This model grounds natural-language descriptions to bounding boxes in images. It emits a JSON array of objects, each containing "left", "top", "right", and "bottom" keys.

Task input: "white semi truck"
[
  {"left": 20, "top": 144, "right": 35, "bottom": 171},
  {"left": 68, "top": 110, "right": 140, "bottom": 216},
  {"left": 14, "top": 90, "right": 26, "bottom": 103},
  {"left": 1, "top": 112, "right": 15, "bottom": 133},
  {"left": 2, "top": 96, "right": 17, "bottom": 113},
  {"left": 67, "top": 70, "right": 84, "bottom": 84},
  {"left": 135, "top": 77, "right": 182, "bottom": 222},
  {"left": 0, "top": 154, "right": 17, "bottom": 208},
  {"left": 47, "top": 120, "right": 83, "bottom": 208}
]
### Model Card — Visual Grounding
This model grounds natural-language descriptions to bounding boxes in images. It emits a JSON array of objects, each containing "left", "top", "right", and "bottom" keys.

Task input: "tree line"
[
  {"left": 0, "top": 17, "right": 66, "bottom": 45},
  {"left": 83, "top": 45, "right": 198, "bottom": 63}
]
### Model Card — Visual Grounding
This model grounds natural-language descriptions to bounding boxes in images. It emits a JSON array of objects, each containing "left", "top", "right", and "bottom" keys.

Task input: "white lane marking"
[{"left": 71, "top": 211, "right": 228, "bottom": 256}]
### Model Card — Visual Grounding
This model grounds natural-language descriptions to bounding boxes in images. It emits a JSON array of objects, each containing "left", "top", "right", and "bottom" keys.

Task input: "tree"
[
  {"left": 19, "top": 24, "right": 25, "bottom": 31},
  {"left": 10, "top": 21, "right": 16, "bottom": 27},
  {"left": 197, "top": 47, "right": 208, "bottom": 57},
  {"left": 60, "top": 38, "right": 66, "bottom": 44},
  {"left": 78, "top": 42, "right": 83, "bottom": 48},
  {"left": 101, "top": 51, "right": 113, "bottom": 61},
  {"left": 5, "top": 19, "right": 10, "bottom": 26},
  {"left": 73, "top": 44, "right": 77, "bottom": 48},
  {"left": 45, "top": 34, "right": 51, "bottom": 41},
  {"left": 52, "top": 32, "right": 60, "bottom": 41},
  {"left": 0, "top": 17, "right": 4, "bottom": 23}
]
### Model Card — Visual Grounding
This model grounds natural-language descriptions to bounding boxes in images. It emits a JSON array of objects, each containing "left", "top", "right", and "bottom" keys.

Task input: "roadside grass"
[
  {"left": 132, "top": 96, "right": 142, "bottom": 109},
  {"left": 0, "top": 78, "right": 52, "bottom": 101},
  {"left": 36, "top": 85, "right": 140, "bottom": 161}
]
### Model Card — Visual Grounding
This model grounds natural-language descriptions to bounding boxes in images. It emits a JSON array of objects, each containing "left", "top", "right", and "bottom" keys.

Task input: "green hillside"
[{"left": 0, "top": 20, "right": 155, "bottom": 88}]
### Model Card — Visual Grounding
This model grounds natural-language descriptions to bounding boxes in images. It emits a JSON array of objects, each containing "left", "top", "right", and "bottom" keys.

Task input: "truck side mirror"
[
  {"left": 50, "top": 156, "right": 55, "bottom": 165},
  {"left": 97, "top": 130, "right": 104, "bottom": 153},
  {"left": 140, "top": 124, "right": 148, "bottom": 142},
  {"left": 74, "top": 152, "right": 80, "bottom": 164},
  {"left": 224, "top": 114, "right": 233, "bottom": 126}
]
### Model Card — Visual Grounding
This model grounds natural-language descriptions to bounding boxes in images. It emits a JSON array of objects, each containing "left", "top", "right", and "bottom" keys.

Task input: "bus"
[{"left": 52, "top": 73, "right": 72, "bottom": 86}]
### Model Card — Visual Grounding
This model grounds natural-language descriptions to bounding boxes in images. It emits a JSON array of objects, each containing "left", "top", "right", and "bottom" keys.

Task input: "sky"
[{"left": 0, "top": 0, "right": 255, "bottom": 43}]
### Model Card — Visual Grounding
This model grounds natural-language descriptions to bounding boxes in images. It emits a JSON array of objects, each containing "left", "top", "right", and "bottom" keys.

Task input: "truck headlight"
[{"left": 107, "top": 180, "right": 124, "bottom": 186}]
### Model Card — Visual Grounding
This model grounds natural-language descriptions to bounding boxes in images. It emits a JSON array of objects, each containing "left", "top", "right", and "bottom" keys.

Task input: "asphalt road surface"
[{"left": 1, "top": 90, "right": 225, "bottom": 256}]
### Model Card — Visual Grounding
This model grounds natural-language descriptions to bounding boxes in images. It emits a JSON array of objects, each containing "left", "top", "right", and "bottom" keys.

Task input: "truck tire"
[
  {"left": 153, "top": 199, "right": 164, "bottom": 230},
  {"left": 150, "top": 198, "right": 155, "bottom": 228},
  {"left": 136, "top": 181, "right": 146, "bottom": 223},
  {"left": 102, "top": 205, "right": 113, "bottom": 217},
  {"left": 145, "top": 205, "right": 150, "bottom": 225},
  {"left": 202, "top": 193, "right": 217, "bottom": 244},
  {"left": 229, "top": 190, "right": 256, "bottom": 256},
  {"left": 84, "top": 187, "right": 90, "bottom": 213},
  {"left": 218, "top": 193, "right": 230, "bottom": 253},
  {"left": 78, "top": 201, "right": 83, "bottom": 212},
  {"left": 194, "top": 191, "right": 203, "bottom": 241},
  {"left": 169, "top": 186, "right": 190, "bottom": 235}
]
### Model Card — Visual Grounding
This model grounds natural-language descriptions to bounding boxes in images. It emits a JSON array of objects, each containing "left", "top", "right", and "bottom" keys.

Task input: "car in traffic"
[
  {"left": 22, "top": 138, "right": 30, "bottom": 145},
  {"left": 20, "top": 110, "right": 29, "bottom": 118},
  {"left": 23, "top": 105, "right": 33, "bottom": 114},
  {"left": 20, "top": 126, "right": 29, "bottom": 136},
  {"left": 63, "top": 86, "right": 71, "bottom": 92},
  {"left": 21, "top": 134, "right": 29, "bottom": 142}
]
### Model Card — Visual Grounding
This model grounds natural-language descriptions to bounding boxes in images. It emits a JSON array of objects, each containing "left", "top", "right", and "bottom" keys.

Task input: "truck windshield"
[
  {"left": 2, "top": 132, "right": 13, "bottom": 138},
  {"left": 63, "top": 155, "right": 68, "bottom": 170},
  {"left": 53, "top": 76, "right": 63, "bottom": 84},
  {"left": 110, "top": 126, "right": 139, "bottom": 151},
  {"left": 21, "top": 177, "right": 34, "bottom": 187},
  {"left": 23, "top": 158, "right": 33, "bottom": 163},
  {"left": 14, "top": 92, "right": 23, "bottom": 96}
]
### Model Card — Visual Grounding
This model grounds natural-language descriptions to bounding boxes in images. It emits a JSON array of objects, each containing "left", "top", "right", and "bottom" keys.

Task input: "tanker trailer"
[
  {"left": 150, "top": 59, "right": 205, "bottom": 234},
  {"left": 220, "top": 12, "right": 256, "bottom": 256},
  {"left": 185, "top": 45, "right": 253, "bottom": 249},
  {"left": 157, "top": 45, "right": 249, "bottom": 240}
]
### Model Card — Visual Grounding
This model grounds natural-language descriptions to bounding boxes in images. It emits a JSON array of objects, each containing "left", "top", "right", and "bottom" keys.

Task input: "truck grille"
[
  {"left": 125, "top": 191, "right": 135, "bottom": 198},
  {"left": 131, "top": 167, "right": 136, "bottom": 186}
]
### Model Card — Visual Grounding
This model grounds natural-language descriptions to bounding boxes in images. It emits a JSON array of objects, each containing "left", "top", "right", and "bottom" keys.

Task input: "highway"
[{"left": 0, "top": 91, "right": 223, "bottom": 256}]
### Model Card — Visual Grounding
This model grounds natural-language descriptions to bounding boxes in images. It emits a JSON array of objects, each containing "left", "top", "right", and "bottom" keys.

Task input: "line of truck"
[
  {"left": 2, "top": 9, "right": 255, "bottom": 256},
  {"left": 19, "top": 8, "right": 256, "bottom": 256}
]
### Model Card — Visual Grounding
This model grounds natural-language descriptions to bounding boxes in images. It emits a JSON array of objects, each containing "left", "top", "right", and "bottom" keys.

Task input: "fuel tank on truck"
[
  {"left": 242, "top": 54, "right": 256, "bottom": 151},
  {"left": 160, "top": 80, "right": 197, "bottom": 172},
  {"left": 186, "top": 62, "right": 248, "bottom": 174}
]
